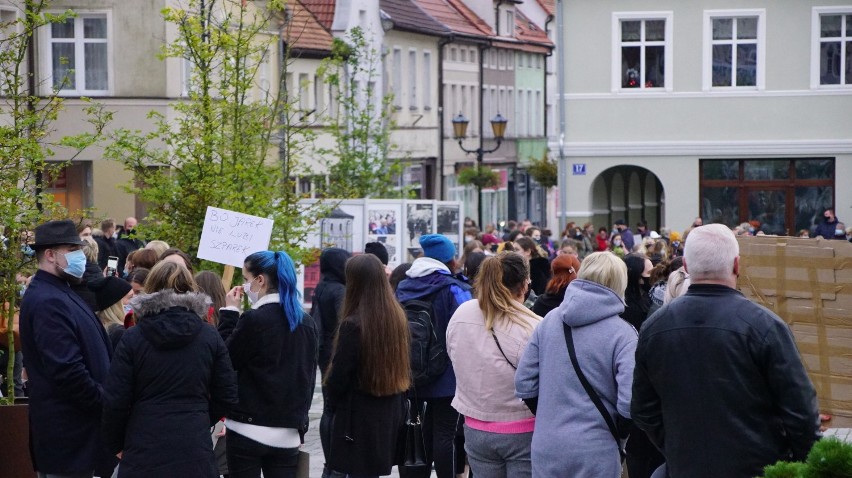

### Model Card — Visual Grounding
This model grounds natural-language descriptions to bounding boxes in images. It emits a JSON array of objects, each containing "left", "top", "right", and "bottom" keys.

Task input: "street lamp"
[{"left": 453, "top": 112, "right": 508, "bottom": 229}]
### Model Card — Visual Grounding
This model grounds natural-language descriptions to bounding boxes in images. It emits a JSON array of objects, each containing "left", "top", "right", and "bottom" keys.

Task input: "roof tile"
[
  {"left": 380, "top": 0, "right": 450, "bottom": 36},
  {"left": 285, "top": 1, "right": 334, "bottom": 53},
  {"left": 514, "top": 9, "right": 552, "bottom": 46},
  {"left": 412, "top": 0, "right": 492, "bottom": 37},
  {"left": 300, "top": 0, "right": 335, "bottom": 30}
]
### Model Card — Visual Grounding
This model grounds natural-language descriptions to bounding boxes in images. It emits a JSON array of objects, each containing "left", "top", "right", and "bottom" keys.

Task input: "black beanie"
[
  {"left": 364, "top": 242, "right": 389, "bottom": 265},
  {"left": 87, "top": 276, "right": 132, "bottom": 312}
]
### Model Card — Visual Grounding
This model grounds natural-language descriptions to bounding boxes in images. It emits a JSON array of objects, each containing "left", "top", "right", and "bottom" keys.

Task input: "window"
[
  {"left": 699, "top": 158, "right": 835, "bottom": 235},
  {"left": 812, "top": 8, "right": 852, "bottom": 86},
  {"left": 408, "top": 49, "right": 418, "bottom": 109},
  {"left": 329, "top": 83, "right": 338, "bottom": 119},
  {"left": 392, "top": 48, "right": 402, "bottom": 108},
  {"left": 47, "top": 14, "right": 110, "bottom": 95},
  {"left": 181, "top": 53, "right": 193, "bottom": 98},
  {"left": 258, "top": 48, "right": 272, "bottom": 97},
  {"left": 503, "top": 10, "right": 515, "bottom": 37},
  {"left": 460, "top": 48, "right": 467, "bottom": 62},
  {"left": 613, "top": 12, "right": 673, "bottom": 91},
  {"left": 704, "top": 10, "right": 764, "bottom": 89},
  {"left": 423, "top": 51, "right": 432, "bottom": 109},
  {"left": 298, "top": 73, "right": 309, "bottom": 111},
  {"left": 314, "top": 75, "right": 325, "bottom": 113},
  {"left": 1, "top": 8, "right": 18, "bottom": 46},
  {"left": 450, "top": 47, "right": 457, "bottom": 62},
  {"left": 470, "top": 48, "right": 477, "bottom": 64}
]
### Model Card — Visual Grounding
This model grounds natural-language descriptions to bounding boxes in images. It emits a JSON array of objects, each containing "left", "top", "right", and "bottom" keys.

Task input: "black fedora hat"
[{"left": 32, "top": 220, "right": 86, "bottom": 250}]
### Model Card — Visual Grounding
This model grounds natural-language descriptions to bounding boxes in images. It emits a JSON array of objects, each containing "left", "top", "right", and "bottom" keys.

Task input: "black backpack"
[{"left": 402, "top": 296, "right": 449, "bottom": 388}]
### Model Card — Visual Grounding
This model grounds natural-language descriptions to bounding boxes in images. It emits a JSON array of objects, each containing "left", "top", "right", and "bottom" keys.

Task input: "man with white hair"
[{"left": 631, "top": 224, "right": 820, "bottom": 478}]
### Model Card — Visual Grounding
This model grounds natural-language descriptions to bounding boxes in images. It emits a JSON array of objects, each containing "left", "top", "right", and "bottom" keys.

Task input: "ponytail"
[
  {"left": 244, "top": 250, "right": 303, "bottom": 331},
  {"left": 474, "top": 253, "right": 541, "bottom": 331}
]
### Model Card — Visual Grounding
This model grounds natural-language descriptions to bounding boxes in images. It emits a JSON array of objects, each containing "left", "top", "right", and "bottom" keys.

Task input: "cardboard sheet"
[{"left": 737, "top": 236, "right": 852, "bottom": 427}]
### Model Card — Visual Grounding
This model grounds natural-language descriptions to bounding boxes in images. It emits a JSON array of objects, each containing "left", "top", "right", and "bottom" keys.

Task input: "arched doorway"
[{"left": 590, "top": 166, "right": 664, "bottom": 231}]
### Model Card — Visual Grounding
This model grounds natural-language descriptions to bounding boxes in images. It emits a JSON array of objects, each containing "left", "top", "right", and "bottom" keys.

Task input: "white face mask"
[
  {"left": 613, "top": 240, "right": 622, "bottom": 247},
  {"left": 243, "top": 276, "right": 260, "bottom": 304}
]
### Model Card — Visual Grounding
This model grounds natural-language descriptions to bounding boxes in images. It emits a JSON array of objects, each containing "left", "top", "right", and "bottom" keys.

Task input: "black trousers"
[
  {"left": 398, "top": 397, "right": 459, "bottom": 478},
  {"left": 226, "top": 429, "right": 300, "bottom": 478}
]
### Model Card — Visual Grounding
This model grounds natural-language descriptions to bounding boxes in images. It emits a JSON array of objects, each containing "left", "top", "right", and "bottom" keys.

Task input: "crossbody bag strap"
[
  {"left": 562, "top": 322, "right": 624, "bottom": 457},
  {"left": 491, "top": 332, "right": 517, "bottom": 370}
]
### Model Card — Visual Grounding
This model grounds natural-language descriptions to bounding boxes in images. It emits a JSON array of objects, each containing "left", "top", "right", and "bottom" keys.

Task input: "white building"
[{"left": 555, "top": 0, "right": 852, "bottom": 235}]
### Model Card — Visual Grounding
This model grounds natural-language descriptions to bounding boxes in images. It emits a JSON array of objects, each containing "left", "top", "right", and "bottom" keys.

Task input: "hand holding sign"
[{"left": 197, "top": 207, "right": 274, "bottom": 268}]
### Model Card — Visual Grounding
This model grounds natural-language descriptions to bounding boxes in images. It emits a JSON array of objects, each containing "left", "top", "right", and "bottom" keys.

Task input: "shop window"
[{"left": 699, "top": 158, "right": 835, "bottom": 235}]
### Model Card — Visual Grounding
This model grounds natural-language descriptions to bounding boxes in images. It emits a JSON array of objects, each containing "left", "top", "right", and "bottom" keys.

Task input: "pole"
[
  {"left": 221, "top": 265, "right": 235, "bottom": 291},
  {"left": 477, "top": 149, "right": 484, "bottom": 229},
  {"left": 556, "top": 0, "right": 568, "bottom": 233}
]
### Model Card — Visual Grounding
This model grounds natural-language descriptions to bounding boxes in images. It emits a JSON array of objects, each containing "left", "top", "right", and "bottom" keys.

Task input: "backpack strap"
[{"left": 562, "top": 322, "right": 625, "bottom": 460}]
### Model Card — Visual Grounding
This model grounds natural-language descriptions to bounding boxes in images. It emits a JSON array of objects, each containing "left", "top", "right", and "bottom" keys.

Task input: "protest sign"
[{"left": 197, "top": 206, "right": 274, "bottom": 268}]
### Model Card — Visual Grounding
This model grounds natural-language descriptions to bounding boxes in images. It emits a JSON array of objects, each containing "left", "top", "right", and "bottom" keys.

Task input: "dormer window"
[{"left": 503, "top": 9, "right": 515, "bottom": 37}]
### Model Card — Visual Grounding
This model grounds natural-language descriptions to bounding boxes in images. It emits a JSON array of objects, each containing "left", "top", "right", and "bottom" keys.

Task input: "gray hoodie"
[{"left": 515, "top": 279, "right": 637, "bottom": 478}]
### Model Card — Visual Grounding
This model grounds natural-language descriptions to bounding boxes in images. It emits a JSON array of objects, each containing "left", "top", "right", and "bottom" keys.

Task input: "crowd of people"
[{"left": 2, "top": 208, "right": 836, "bottom": 478}]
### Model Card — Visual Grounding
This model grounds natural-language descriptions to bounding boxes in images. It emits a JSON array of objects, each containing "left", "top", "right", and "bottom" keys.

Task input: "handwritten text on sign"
[{"left": 197, "top": 207, "right": 274, "bottom": 267}]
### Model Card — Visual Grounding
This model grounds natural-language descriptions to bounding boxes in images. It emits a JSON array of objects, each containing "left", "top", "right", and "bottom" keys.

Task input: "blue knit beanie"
[{"left": 419, "top": 234, "right": 456, "bottom": 263}]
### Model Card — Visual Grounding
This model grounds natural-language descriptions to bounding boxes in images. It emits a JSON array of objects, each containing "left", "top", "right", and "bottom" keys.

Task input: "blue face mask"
[{"left": 58, "top": 249, "right": 87, "bottom": 279}]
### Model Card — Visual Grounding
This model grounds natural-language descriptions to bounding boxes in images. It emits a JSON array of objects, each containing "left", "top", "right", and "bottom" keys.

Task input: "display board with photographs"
[
  {"left": 296, "top": 199, "right": 463, "bottom": 307},
  {"left": 436, "top": 204, "right": 461, "bottom": 258},
  {"left": 406, "top": 202, "right": 434, "bottom": 262},
  {"left": 366, "top": 201, "right": 403, "bottom": 266}
]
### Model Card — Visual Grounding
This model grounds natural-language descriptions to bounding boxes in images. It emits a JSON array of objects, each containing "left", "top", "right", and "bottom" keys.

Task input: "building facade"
[{"left": 556, "top": 0, "right": 851, "bottom": 235}]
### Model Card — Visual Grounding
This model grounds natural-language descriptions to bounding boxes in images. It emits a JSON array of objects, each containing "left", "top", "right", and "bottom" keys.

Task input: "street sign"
[{"left": 572, "top": 163, "right": 586, "bottom": 175}]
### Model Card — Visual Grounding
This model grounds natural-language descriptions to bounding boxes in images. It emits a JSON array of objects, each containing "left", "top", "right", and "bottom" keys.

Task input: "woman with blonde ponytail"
[{"left": 446, "top": 252, "right": 542, "bottom": 478}]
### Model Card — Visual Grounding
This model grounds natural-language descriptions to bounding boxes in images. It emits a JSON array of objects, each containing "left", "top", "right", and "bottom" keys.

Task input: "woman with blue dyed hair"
[{"left": 219, "top": 250, "right": 319, "bottom": 478}]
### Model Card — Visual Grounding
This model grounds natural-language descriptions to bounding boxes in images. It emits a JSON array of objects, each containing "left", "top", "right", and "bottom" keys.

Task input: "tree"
[
  {"left": 0, "top": 1, "right": 109, "bottom": 401},
  {"left": 316, "top": 27, "right": 406, "bottom": 199},
  {"left": 105, "top": 0, "right": 325, "bottom": 268}
]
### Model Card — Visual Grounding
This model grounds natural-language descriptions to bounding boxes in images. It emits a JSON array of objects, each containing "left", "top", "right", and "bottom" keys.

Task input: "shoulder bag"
[{"left": 563, "top": 323, "right": 626, "bottom": 461}]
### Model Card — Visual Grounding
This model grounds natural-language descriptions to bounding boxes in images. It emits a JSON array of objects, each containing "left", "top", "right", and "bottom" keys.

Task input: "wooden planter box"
[{"left": 0, "top": 399, "right": 36, "bottom": 478}]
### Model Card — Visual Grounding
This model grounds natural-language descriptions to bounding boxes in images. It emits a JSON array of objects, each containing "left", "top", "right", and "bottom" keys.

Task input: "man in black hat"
[{"left": 19, "top": 219, "right": 113, "bottom": 478}]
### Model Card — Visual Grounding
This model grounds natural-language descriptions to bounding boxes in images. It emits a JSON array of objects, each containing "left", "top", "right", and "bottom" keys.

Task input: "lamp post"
[{"left": 453, "top": 112, "right": 507, "bottom": 229}]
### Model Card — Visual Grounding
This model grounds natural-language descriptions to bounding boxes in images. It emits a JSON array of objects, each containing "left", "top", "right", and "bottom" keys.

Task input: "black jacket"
[
  {"left": 528, "top": 257, "right": 551, "bottom": 296},
  {"left": 102, "top": 291, "right": 238, "bottom": 478},
  {"left": 70, "top": 260, "right": 104, "bottom": 312},
  {"left": 632, "top": 284, "right": 820, "bottom": 478},
  {"left": 219, "top": 295, "right": 318, "bottom": 434},
  {"left": 114, "top": 231, "right": 145, "bottom": 274},
  {"left": 325, "top": 318, "right": 406, "bottom": 475},
  {"left": 94, "top": 234, "right": 116, "bottom": 270},
  {"left": 311, "top": 248, "right": 350, "bottom": 374},
  {"left": 531, "top": 289, "right": 564, "bottom": 317}
]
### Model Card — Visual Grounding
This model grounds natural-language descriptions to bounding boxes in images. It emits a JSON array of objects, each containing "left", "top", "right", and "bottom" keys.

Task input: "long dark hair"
[
  {"left": 244, "top": 250, "right": 303, "bottom": 331},
  {"left": 335, "top": 254, "right": 410, "bottom": 396},
  {"left": 195, "top": 271, "right": 226, "bottom": 324},
  {"left": 515, "top": 236, "right": 543, "bottom": 259},
  {"left": 624, "top": 253, "right": 648, "bottom": 300}
]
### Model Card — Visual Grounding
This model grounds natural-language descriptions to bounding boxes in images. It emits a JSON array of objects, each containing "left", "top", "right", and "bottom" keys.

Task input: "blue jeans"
[
  {"left": 463, "top": 425, "right": 532, "bottom": 478},
  {"left": 226, "top": 429, "right": 300, "bottom": 478}
]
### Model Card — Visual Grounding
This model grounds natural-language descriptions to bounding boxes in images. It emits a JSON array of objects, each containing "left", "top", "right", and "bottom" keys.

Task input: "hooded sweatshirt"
[
  {"left": 515, "top": 279, "right": 637, "bottom": 478},
  {"left": 396, "top": 257, "right": 472, "bottom": 398},
  {"left": 311, "top": 247, "right": 350, "bottom": 374}
]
